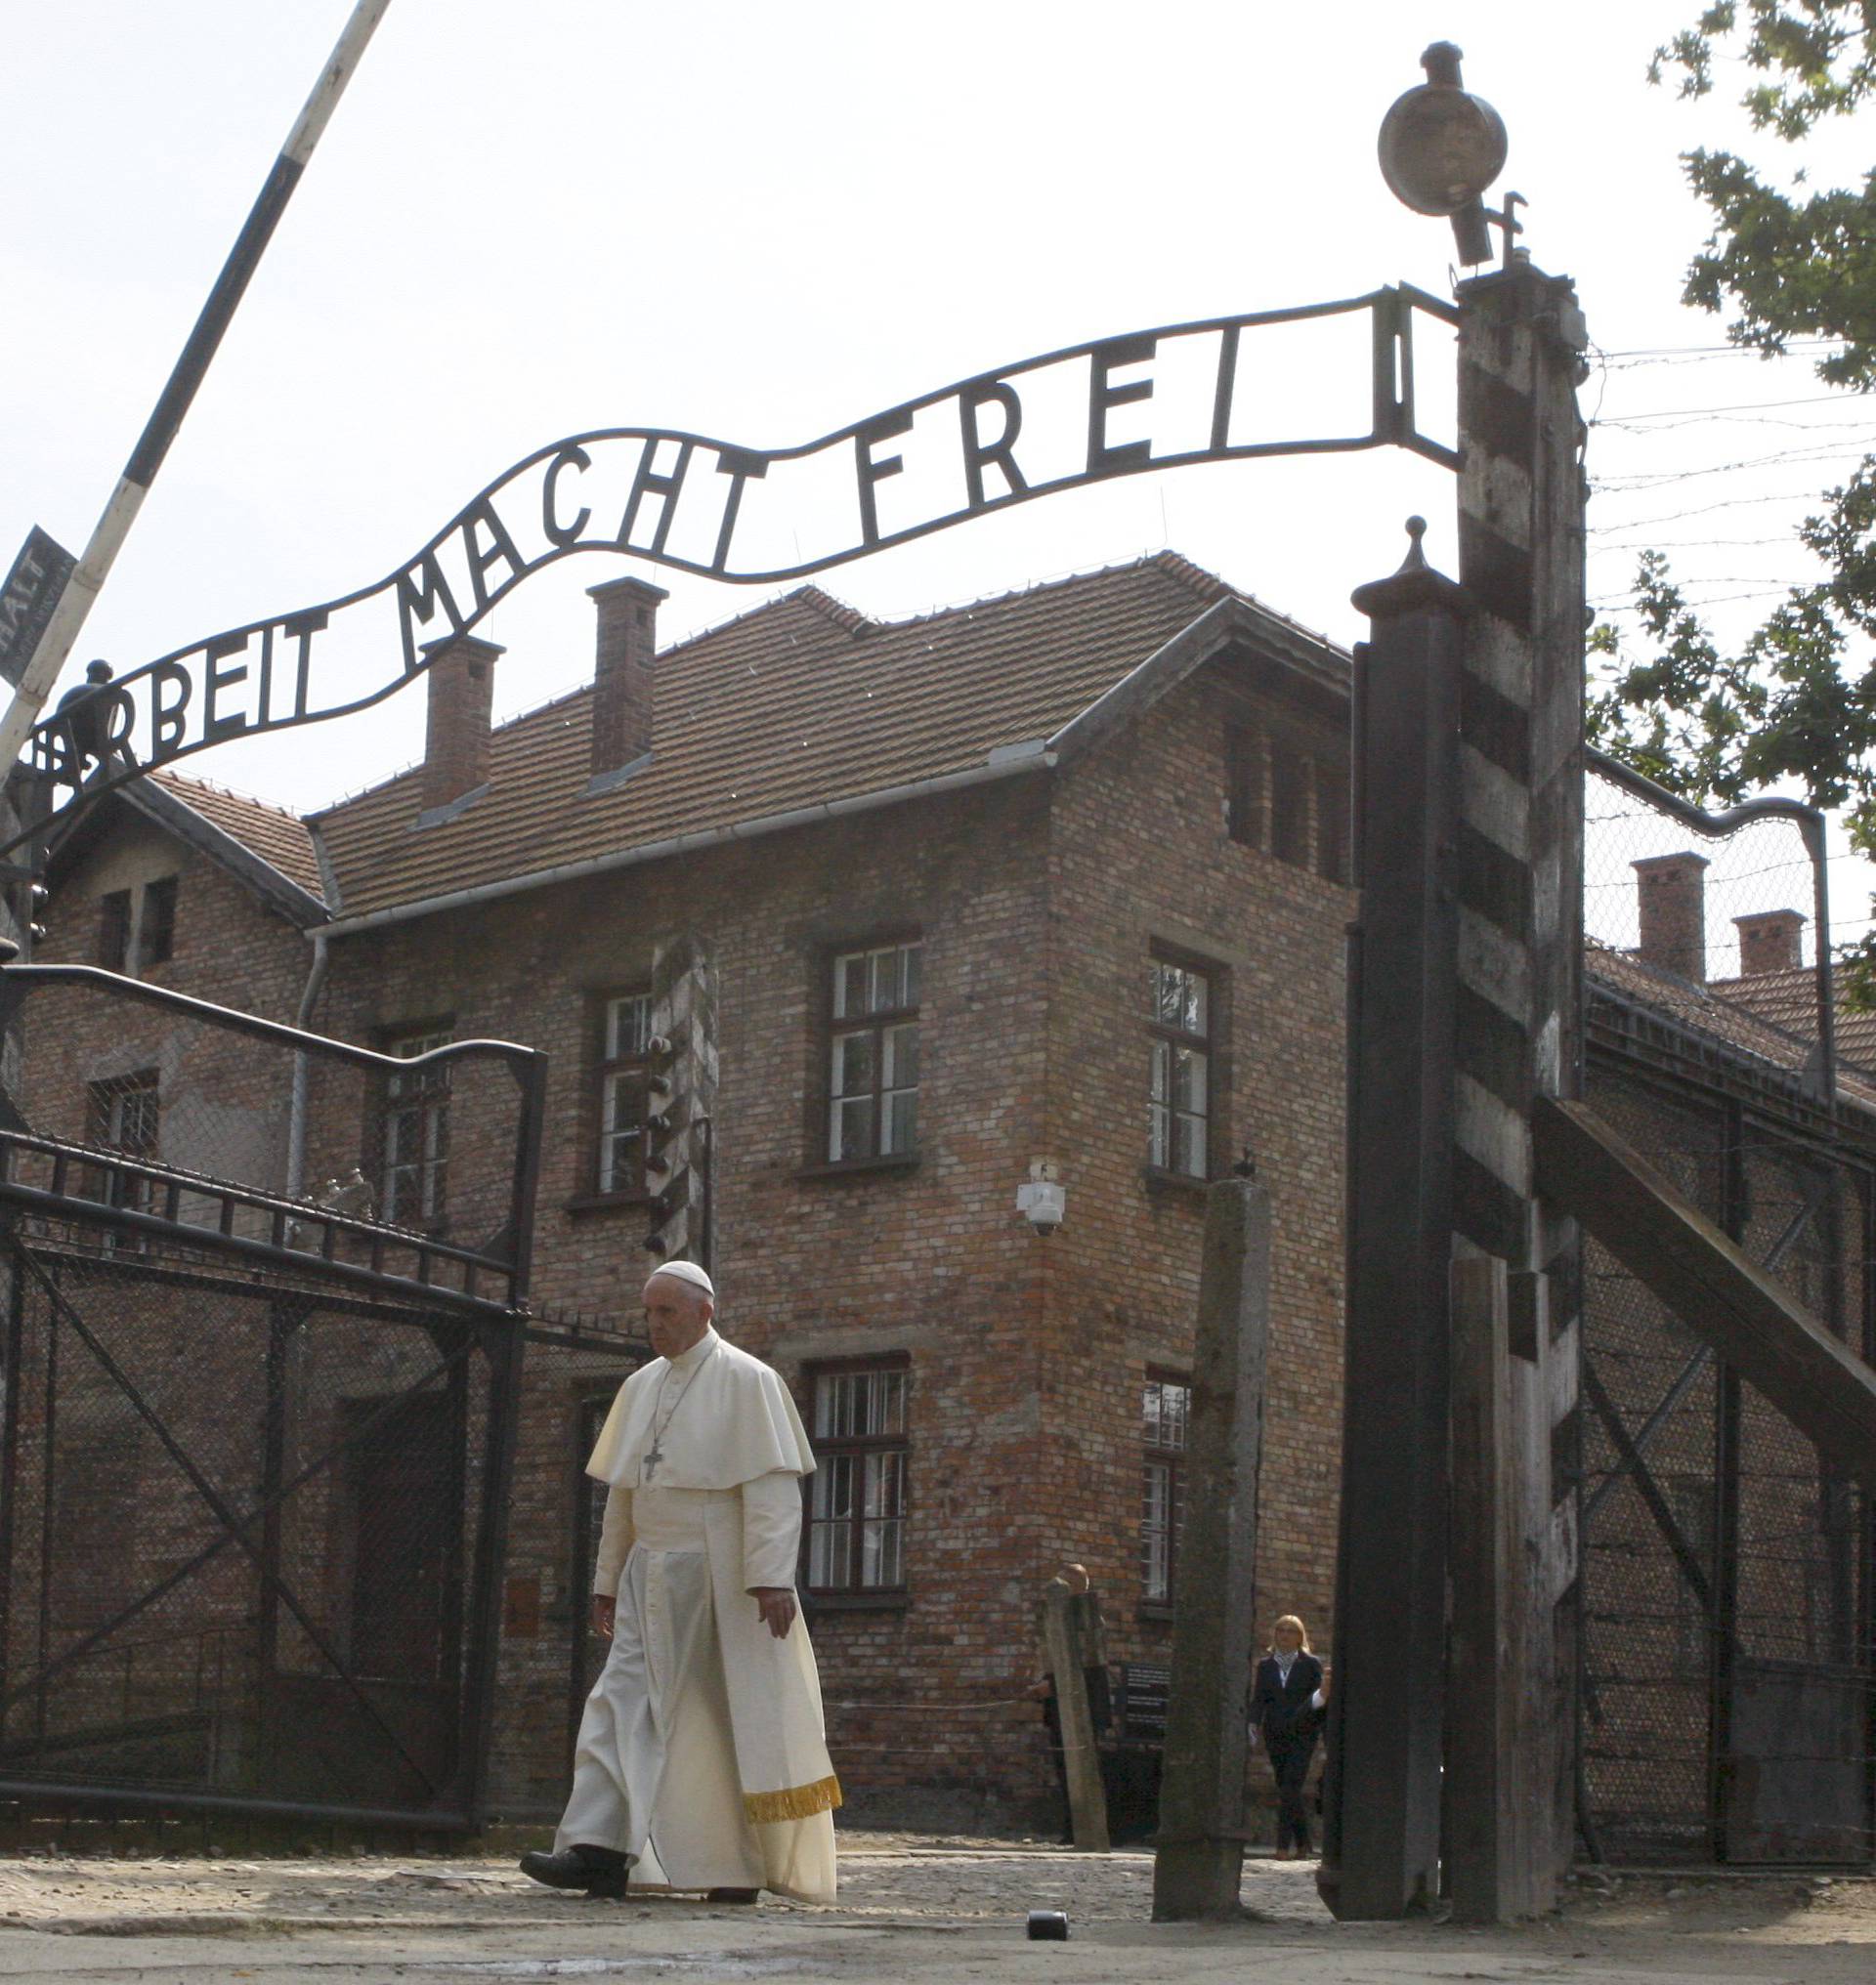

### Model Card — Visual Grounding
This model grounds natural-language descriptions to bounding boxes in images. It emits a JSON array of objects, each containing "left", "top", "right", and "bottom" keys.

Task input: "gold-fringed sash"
[{"left": 743, "top": 1774, "right": 842, "bottom": 1825}]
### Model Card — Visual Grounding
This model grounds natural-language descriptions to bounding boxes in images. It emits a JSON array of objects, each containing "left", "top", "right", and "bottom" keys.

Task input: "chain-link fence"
[
  {"left": 1585, "top": 753, "right": 1837, "bottom": 1098},
  {"left": 0, "top": 964, "right": 545, "bottom": 1309},
  {"left": 1579, "top": 755, "right": 1874, "bottom": 1867}
]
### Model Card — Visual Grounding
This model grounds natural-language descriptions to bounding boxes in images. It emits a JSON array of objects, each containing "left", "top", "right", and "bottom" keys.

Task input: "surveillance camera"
[{"left": 1015, "top": 1178, "right": 1066, "bottom": 1236}]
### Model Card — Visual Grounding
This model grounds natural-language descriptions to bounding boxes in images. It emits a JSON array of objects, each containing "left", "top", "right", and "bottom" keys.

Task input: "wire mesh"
[
  {"left": 0, "top": 1233, "right": 507, "bottom": 1819},
  {"left": 1578, "top": 1056, "right": 1874, "bottom": 1867}
]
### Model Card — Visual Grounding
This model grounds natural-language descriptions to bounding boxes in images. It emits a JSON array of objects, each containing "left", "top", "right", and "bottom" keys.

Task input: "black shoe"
[
  {"left": 706, "top": 1887, "right": 760, "bottom": 1904},
  {"left": 519, "top": 1846, "right": 628, "bottom": 1899}
]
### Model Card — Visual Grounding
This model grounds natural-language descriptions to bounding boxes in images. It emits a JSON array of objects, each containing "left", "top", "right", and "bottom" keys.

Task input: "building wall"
[
  {"left": 1037, "top": 660, "right": 1350, "bottom": 1733},
  {"left": 18, "top": 649, "right": 1356, "bottom": 1826},
  {"left": 312, "top": 775, "right": 1059, "bottom": 1812}
]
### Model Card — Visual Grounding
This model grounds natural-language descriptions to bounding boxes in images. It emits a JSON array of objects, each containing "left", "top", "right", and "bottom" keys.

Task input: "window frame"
[
  {"left": 590, "top": 987, "right": 655, "bottom": 1202},
  {"left": 86, "top": 1068, "right": 160, "bottom": 1214},
  {"left": 140, "top": 874, "right": 179, "bottom": 968},
  {"left": 1225, "top": 716, "right": 1350, "bottom": 886},
  {"left": 820, "top": 935, "right": 923, "bottom": 1170},
  {"left": 801, "top": 1353, "right": 912, "bottom": 1604},
  {"left": 98, "top": 889, "right": 131, "bottom": 972},
  {"left": 1147, "top": 947, "right": 1215, "bottom": 1182},
  {"left": 1139, "top": 1367, "right": 1192, "bottom": 1616},
  {"left": 378, "top": 1020, "right": 454, "bottom": 1232}
]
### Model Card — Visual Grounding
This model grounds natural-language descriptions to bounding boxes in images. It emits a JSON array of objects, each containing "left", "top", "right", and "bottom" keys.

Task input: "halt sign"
[{"left": 0, "top": 528, "right": 76, "bottom": 688}]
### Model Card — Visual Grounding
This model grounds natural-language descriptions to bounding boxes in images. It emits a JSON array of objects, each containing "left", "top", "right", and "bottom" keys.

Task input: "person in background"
[{"left": 1248, "top": 1613, "right": 1328, "bottom": 1860}]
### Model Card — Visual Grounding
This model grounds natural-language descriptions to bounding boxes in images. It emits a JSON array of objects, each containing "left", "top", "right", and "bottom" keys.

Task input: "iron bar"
[
  {"left": 0, "top": 1170, "right": 514, "bottom": 1314},
  {"left": 0, "top": 1779, "right": 478, "bottom": 1831},
  {"left": 0, "top": 1240, "right": 23, "bottom": 1715},
  {"left": 34, "top": 1267, "right": 56, "bottom": 1757},
  {"left": 458, "top": 1320, "right": 526, "bottom": 1824},
  {"left": 1709, "top": 1100, "right": 1747, "bottom": 1863}
]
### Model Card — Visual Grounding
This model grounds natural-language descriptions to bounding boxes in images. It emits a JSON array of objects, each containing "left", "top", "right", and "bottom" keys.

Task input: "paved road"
[{"left": 2, "top": 1838, "right": 1870, "bottom": 1984}]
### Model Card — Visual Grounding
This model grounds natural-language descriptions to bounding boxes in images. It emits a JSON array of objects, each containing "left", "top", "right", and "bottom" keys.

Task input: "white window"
[
  {"left": 807, "top": 1362, "right": 910, "bottom": 1593},
  {"left": 596, "top": 991, "right": 653, "bottom": 1195},
  {"left": 829, "top": 941, "right": 921, "bottom": 1162},
  {"left": 1141, "top": 1373, "right": 1190, "bottom": 1606},
  {"left": 1148, "top": 957, "right": 1211, "bottom": 1177},
  {"left": 383, "top": 1027, "right": 451, "bottom": 1227}
]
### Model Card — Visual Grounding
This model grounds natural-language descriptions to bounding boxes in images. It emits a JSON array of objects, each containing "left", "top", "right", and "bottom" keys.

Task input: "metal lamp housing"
[{"left": 1378, "top": 80, "right": 1508, "bottom": 218}]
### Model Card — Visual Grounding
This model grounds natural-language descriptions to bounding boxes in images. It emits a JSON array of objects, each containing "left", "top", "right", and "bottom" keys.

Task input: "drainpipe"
[{"left": 285, "top": 929, "right": 330, "bottom": 1199}]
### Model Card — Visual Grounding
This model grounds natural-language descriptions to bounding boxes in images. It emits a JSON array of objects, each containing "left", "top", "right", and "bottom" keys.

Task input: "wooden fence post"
[
  {"left": 1152, "top": 1174, "right": 1271, "bottom": 1920},
  {"left": 1041, "top": 1580, "right": 1109, "bottom": 1852}
]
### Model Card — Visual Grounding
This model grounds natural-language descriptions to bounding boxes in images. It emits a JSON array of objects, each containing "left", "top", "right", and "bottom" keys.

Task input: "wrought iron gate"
[{"left": 0, "top": 963, "right": 560, "bottom": 1828}]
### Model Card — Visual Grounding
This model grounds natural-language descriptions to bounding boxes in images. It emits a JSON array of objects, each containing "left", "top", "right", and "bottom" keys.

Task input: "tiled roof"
[
  {"left": 1588, "top": 942, "right": 1876, "bottom": 1112},
  {"left": 1707, "top": 963, "right": 1876, "bottom": 1077},
  {"left": 310, "top": 553, "right": 1262, "bottom": 921},
  {"left": 151, "top": 771, "right": 325, "bottom": 902}
]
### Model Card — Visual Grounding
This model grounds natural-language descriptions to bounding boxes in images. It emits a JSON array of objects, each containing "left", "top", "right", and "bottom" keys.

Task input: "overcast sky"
[{"left": 5, "top": 2, "right": 1872, "bottom": 962}]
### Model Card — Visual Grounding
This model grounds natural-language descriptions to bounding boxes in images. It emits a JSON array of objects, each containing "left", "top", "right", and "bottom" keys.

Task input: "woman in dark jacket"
[{"left": 1249, "top": 1614, "right": 1328, "bottom": 1859}]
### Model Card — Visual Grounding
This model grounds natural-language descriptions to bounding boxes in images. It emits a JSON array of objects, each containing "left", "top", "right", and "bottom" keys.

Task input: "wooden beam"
[
  {"left": 1534, "top": 1095, "right": 1876, "bottom": 1491},
  {"left": 1040, "top": 1581, "right": 1109, "bottom": 1852},
  {"left": 1153, "top": 1177, "right": 1270, "bottom": 1920}
]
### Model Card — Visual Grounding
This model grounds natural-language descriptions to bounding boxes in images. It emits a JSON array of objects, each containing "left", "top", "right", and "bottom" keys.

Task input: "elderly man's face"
[{"left": 643, "top": 1273, "right": 713, "bottom": 1360}]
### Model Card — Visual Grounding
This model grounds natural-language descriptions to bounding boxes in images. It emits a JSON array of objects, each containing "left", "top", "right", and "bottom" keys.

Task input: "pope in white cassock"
[{"left": 519, "top": 1262, "right": 839, "bottom": 1904}]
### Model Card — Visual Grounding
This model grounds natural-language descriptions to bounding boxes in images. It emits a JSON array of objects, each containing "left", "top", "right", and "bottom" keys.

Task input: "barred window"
[
  {"left": 1148, "top": 955, "right": 1211, "bottom": 1178},
  {"left": 828, "top": 941, "right": 920, "bottom": 1163},
  {"left": 1141, "top": 1373, "right": 1190, "bottom": 1608},
  {"left": 383, "top": 1026, "right": 451, "bottom": 1228},
  {"left": 595, "top": 990, "right": 653, "bottom": 1196},
  {"left": 806, "top": 1360, "right": 909, "bottom": 1594},
  {"left": 87, "top": 1069, "right": 159, "bottom": 1213}
]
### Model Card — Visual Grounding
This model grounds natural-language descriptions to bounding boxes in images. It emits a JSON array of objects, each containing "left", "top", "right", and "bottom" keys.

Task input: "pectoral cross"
[{"left": 643, "top": 1441, "right": 664, "bottom": 1483}]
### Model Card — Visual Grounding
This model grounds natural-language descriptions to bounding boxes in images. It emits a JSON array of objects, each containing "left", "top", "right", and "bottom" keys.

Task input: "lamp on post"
[{"left": 1378, "top": 41, "right": 1512, "bottom": 267}]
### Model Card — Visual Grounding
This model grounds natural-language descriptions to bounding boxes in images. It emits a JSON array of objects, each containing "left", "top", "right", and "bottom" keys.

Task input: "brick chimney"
[
  {"left": 420, "top": 633, "right": 502, "bottom": 813},
  {"left": 1633, "top": 851, "right": 1710, "bottom": 983},
  {"left": 589, "top": 574, "right": 668, "bottom": 783},
  {"left": 1734, "top": 908, "right": 1805, "bottom": 978}
]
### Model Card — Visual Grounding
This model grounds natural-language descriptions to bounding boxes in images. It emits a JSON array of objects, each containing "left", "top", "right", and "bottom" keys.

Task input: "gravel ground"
[{"left": 0, "top": 1834, "right": 1871, "bottom": 1984}]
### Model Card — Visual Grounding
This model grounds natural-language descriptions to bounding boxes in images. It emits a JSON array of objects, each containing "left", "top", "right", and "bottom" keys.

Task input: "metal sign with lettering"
[
  {"left": 0, "top": 529, "right": 77, "bottom": 689},
  {"left": 24, "top": 285, "right": 1457, "bottom": 832}
]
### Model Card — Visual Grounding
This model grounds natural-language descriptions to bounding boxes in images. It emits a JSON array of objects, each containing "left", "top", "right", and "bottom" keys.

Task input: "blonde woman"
[{"left": 1248, "top": 1615, "right": 1328, "bottom": 1859}]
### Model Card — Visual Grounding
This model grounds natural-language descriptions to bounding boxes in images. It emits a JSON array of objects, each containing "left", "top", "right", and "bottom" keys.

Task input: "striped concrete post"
[{"left": 1446, "top": 260, "right": 1589, "bottom": 1920}]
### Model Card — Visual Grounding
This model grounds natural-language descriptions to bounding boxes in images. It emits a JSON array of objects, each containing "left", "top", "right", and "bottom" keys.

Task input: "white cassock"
[{"left": 554, "top": 1326, "right": 838, "bottom": 1903}]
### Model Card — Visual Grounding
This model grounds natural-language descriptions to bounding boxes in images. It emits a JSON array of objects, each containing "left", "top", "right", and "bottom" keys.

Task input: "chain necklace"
[{"left": 642, "top": 1336, "right": 716, "bottom": 1483}]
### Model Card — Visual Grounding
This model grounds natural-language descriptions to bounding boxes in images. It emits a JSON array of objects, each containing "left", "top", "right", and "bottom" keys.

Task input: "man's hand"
[
  {"left": 751, "top": 1587, "right": 796, "bottom": 1639},
  {"left": 590, "top": 1595, "right": 617, "bottom": 1641}
]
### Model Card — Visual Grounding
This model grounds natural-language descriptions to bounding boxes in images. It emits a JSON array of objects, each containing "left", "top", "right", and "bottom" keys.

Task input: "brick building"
[{"left": 25, "top": 552, "right": 1360, "bottom": 1825}]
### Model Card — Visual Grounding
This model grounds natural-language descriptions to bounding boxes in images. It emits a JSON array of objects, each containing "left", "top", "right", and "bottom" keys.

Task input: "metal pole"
[
  {"left": 0, "top": 1, "right": 393, "bottom": 775},
  {"left": 0, "top": 1243, "right": 24, "bottom": 1720}
]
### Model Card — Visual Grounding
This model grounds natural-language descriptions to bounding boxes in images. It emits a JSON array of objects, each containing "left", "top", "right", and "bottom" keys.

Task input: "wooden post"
[
  {"left": 1441, "top": 259, "right": 1590, "bottom": 1920},
  {"left": 1041, "top": 1580, "right": 1109, "bottom": 1851},
  {"left": 1320, "top": 524, "right": 1465, "bottom": 1922},
  {"left": 1152, "top": 1175, "right": 1271, "bottom": 1920}
]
